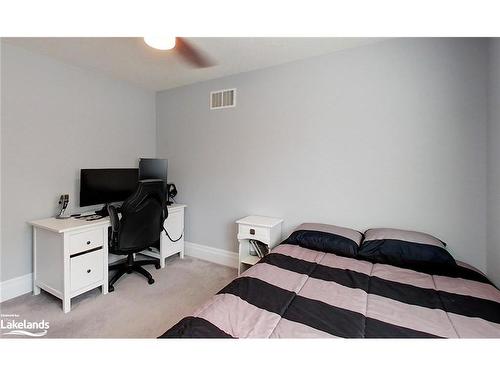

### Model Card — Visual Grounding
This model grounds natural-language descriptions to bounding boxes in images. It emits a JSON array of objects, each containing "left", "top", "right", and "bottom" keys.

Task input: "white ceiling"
[{"left": 4, "top": 37, "right": 386, "bottom": 91}]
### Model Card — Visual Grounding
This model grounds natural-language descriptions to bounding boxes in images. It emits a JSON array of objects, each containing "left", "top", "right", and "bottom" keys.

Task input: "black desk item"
[
  {"left": 80, "top": 168, "right": 139, "bottom": 217},
  {"left": 107, "top": 180, "right": 166, "bottom": 291},
  {"left": 139, "top": 158, "right": 167, "bottom": 193}
]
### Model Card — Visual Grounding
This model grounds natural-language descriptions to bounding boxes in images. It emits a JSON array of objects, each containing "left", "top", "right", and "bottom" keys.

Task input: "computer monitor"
[
  {"left": 139, "top": 158, "right": 167, "bottom": 190},
  {"left": 80, "top": 169, "right": 139, "bottom": 211}
]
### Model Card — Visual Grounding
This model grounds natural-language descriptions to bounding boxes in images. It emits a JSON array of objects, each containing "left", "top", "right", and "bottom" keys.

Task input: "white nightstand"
[{"left": 236, "top": 215, "right": 283, "bottom": 276}]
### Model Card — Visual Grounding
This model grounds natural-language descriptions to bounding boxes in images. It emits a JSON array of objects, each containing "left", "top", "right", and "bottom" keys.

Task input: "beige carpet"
[{"left": 0, "top": 256, "right": 236, "bottom": 338}]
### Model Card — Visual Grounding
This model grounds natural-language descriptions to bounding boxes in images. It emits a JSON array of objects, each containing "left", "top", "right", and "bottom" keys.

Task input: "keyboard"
[{"left": 75, "top": 214, "right": 103, "bottom": 221}]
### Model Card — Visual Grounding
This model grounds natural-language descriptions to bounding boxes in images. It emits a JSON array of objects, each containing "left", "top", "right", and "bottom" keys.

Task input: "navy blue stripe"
[
  {"left": 364, "top": 318, "right": 441, "bottom": 338},
  {"left": 283, "top": 295, "right": 365, "bottom": 337},
  {"left": 282, "top": 229, "right": 359, "bottom": 258},
  {"left": 438, "top": 290, "right": 500, "bottom": 324},
  {"left": 259, "top": 252, "right": 317, "bottom": 275},
  {"left": 218, "top": 276, "right": 295, "bottom": 316},
  {"left": 159, "top": 317, "right": 233, "bottom": 338},
  {"left": 358, "top": 239, "right": 456, "bottom": 274}
]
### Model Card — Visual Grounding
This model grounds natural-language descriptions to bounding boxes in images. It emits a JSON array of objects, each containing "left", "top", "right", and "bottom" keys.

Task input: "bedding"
[
  {"left": 160, "top": 230, "right": 500, "bottom": 338},
  {"left": 358, "top": 228, "right": 457, "bottom": 274},
  {"left": 282, "top": 223, "right": 362, "bottom": 258}
]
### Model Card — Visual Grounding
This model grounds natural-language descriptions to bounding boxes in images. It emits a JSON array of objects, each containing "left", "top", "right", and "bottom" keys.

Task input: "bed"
[{"left": 160, "top": 224, "right": 500, "bottom": 338}]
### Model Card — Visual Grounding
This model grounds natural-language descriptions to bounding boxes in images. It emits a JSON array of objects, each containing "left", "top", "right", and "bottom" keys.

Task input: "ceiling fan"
[{"left": 143, "top": 37, "right": 215, "bottom": 68}]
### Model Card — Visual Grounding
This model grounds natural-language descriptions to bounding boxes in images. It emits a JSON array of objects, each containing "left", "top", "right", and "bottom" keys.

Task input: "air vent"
[{"left": 210, "top": 89, "right": 236, "bottom": 109}]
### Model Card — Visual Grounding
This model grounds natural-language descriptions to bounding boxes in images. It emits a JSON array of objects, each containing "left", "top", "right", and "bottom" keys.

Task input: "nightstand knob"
[
  {"left": 86, "top": 241, "right": 91, "bottom": 245},
  {"left": 250, "top": 228, "right": 255, "bottom": 235},
  {"left": 87, "top": 269, "right": 91, "bottom": 273}
]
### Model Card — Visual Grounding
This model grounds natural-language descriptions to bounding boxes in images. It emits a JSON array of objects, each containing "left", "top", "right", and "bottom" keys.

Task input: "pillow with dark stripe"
[
  {"left": 358, "top": 228, "right": 456, "bottom": 272},
  {"left": 282, "top": 223, "right": 362, "bottom": 258}
]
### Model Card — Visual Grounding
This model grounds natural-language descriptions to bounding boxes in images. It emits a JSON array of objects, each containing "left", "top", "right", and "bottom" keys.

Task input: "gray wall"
[
  {"left": 0, "top": 43, "right": 3, "bottom": 283},
  {"left": 0, "top": 42, "right": 157, "bottom": 281},
  {"left": 487, "top": 39, "right": 500, "bottom": 286},
  {"left": 156, "top": 38, "right": 489, "bottom": 272}
]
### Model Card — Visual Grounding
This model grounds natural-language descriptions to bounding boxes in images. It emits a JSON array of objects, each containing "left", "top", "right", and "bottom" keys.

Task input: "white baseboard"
[
  {"left": 185, "top": 241, "right": 238, "bottom": 269},
  {"left": 0, "top": 273, "right": 33, "bottom": 303}
]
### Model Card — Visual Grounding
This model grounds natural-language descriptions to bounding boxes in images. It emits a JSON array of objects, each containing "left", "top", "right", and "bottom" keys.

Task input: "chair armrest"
[
  {"left": 107, "top": 204, "right": 120, "bottom": 233},
  {"left": 163, "top": 204, "right": 168, "bottom": 222}
]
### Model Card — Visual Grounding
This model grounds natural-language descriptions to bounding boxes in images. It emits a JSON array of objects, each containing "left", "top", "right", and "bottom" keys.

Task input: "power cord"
[
  {"left": 163, "top": 226, "right": 183, "bottom": 242},
  {"left": 162, "top": 204, "right": 183, "bottom": 242}
]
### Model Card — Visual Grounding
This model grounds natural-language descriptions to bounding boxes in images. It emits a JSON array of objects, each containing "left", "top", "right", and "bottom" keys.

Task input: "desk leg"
[
  {"left": 159, "top": 237, "right": 166, "bottom": 268},
  {"left": 63, "top": 297, "right": 71, "bottom": 314},
  {"left": 33, "top": 228, "right": 41, "bottom": 295},
  {"left": 62, "top": 233, "right": 71, "bottom": 313},
  {"left": 102, "top": 226, "right": 109, "bottom": 294}
]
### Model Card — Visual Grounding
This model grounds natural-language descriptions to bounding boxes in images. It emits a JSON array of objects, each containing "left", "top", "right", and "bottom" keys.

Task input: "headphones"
[{"left": 163, "top": 183, "right": 182, "bottom": 242}]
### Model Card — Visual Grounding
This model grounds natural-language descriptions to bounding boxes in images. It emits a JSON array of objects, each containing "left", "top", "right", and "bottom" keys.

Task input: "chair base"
[{"left": 108, "top": 254, "right": 160, "bottom": 292}]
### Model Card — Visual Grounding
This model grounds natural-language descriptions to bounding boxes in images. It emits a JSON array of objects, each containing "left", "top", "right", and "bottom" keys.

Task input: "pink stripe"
[
  {"left": 195, "top": 294, "right": 280, "bottom": 338},
  {"left": 299, "top": 277, "right": 368, "bottom": 315},
  {"left": 447, "top": 312, "right": 500, "bottom": 338},
  {"left": 366, "top": 294, "right": 458, "bottom": 338},
  {"left": 272, "top": 244, "right": 325, "bottom": 263},
  {"left": 241, "top": 263, "right": 308, "bottom": 293},
  {"left": 433, "top": 275, "right": 500, "bottom": 303},
  {"left": 371, "top": 263, "right": 435, "bottom": 289},
  {"left": 270, "top": 318, "right": 336, "bottom": 338},
  {"left": 320, "top": 252, "right": 374, "bottom": 275}
]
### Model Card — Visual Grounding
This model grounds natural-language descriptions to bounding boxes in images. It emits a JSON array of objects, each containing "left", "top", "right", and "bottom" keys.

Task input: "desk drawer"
[
  {"left": 238, "top": 224, "right": 270, "bottom": 243},
  {"left": 70, "top": 249, "right": 103, "bottom": 292},
  {"left": 69, "top": 228, "right": 103, "bottom": 255}
]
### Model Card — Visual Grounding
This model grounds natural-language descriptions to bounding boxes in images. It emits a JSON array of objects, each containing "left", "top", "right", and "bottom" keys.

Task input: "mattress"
[{"left": 160, "top": 243, "right": 500, "bottom": 338}]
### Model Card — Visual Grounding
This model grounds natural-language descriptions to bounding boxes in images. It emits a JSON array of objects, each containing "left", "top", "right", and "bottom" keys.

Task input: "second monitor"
[{"left": 139, "top": 158, "right": 168, "bottom": 190}]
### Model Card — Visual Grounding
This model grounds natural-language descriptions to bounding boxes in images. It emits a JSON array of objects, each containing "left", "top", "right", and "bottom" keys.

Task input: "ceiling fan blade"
[{"left": 175, "top": 37, "right": 215, "bottom": 68}]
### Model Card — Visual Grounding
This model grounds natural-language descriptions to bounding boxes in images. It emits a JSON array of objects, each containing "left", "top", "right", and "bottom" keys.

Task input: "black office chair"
[{"left": 107, "top": 179, "right": 167, "bottom": 292}]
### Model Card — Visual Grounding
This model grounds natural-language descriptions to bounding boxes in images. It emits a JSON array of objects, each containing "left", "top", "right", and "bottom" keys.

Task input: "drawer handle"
[
  {"left": 86, "top": 241, "right": 91, "bottom": 245},
  {"left": 87, "top": 269, "right": 92, "bottom": 273},
  {"left": 250, "top": 228, "right": 255, "bottom": 235}
]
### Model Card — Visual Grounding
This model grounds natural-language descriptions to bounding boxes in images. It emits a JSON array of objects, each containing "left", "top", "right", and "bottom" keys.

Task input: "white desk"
[
  {"left": 28, "top": 203, "right": 186, "bottom": 313},
  {"left": 142, "top": 203, "right": 186, "bottom": 267}
]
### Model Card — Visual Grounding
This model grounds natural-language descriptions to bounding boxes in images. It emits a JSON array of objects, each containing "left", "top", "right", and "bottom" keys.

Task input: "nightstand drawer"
[
  {"left": 238, "top": 224, "right": 270, "bottom": 242},
  {"left": 70, "top": 249, "right": 103, "bottom": 292},
  {"left": 69, "top": 229, "right": 103, "bottom": 255}
]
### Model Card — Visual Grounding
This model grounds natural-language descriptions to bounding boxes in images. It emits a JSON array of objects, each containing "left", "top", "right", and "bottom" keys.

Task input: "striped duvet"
[{"left": 161, "top": 244, "right": 500, "bottom": 338}]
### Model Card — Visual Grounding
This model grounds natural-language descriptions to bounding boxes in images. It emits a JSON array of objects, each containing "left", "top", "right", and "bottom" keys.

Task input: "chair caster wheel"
[
  {"left": 148, "top": 278, "right": 155, "bottom": 285},
  {"left": 155, "top": 264, "right": 161, "bottom": 269},
  {"left": 109, "top": 285, "right": 114, "bottom": 292}
]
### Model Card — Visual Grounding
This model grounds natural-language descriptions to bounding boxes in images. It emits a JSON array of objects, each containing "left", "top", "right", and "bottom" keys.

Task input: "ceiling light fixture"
[{"left": 143, "top": 37, "right": 176, "bottom": 50}]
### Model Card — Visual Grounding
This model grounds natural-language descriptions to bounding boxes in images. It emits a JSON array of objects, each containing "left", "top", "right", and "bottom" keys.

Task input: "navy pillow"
[
  {"left": 282, "top": 223, "right": 362, "bottom": 258},
  {"left": 358, "top": 228, "right": 456, "bottom": 272}
]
